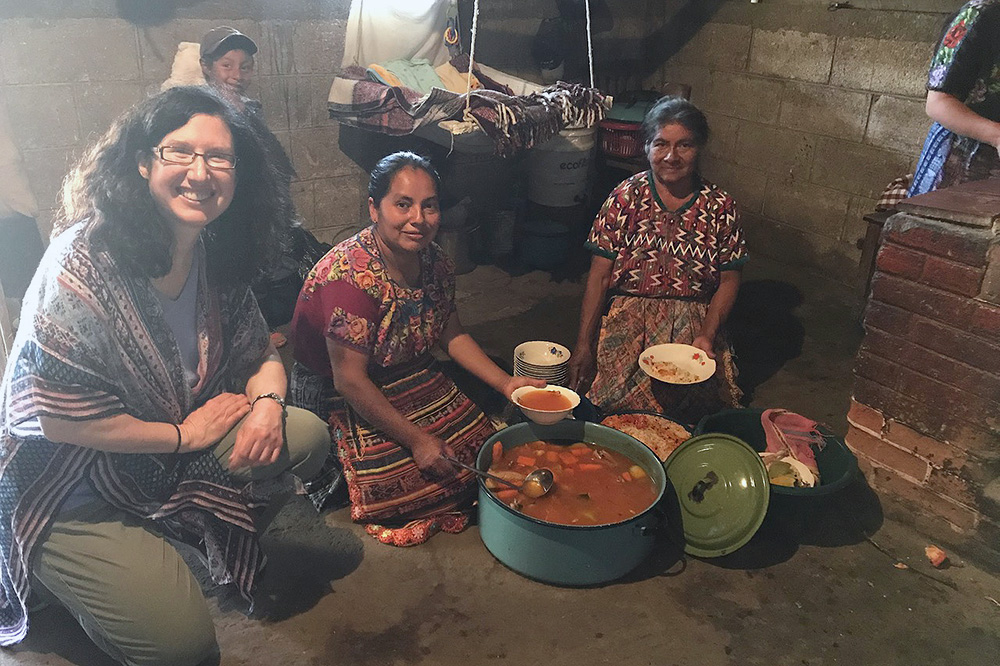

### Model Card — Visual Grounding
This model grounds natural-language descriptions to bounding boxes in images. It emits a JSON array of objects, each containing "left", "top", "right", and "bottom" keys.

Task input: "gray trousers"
[{"left": 32, "top": 406, "right": 330, "bottom": 666}]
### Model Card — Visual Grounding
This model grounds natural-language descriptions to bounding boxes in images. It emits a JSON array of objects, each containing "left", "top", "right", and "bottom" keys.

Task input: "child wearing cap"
[{"left": 200, "top": 26, "right": 258, "bottom": 107}]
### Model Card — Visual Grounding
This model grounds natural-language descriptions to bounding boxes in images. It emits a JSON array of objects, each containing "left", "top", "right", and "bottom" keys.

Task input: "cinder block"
[
  {"left": 749, "top": 29, "right": 835, "bottom": 84},
  {"left": 761, "top": 178, "right": 851, "bottom": 240},
  {"left": 313, "top": 172, "right": 366, "bottom": 232},
  {"left": 701, "top": 71, "right": 785, "bottom": 124},
  {"left": 810, "top": 137, "right": 911, "bottom": 199},
  {"left": 697, "top": 155, "right": 768, "bottom": 215},
  {"left": 830, "top": 37, "right": 932, "bottom": 97},
  {"left": 671, "top": 23, "right": 752, "bottom": 72},
  {"left": 843, "top": 194, "right": 878, "bottom": 245},
  {"left": 733, "top": 122, "right": 815, "bottom": 181},
  {"left": 279, "top": 21, "right": 345, "bottom": 75},
  {"left": 743, "top": 215, "right": 861, "bottom": 279},
  {"left": 866, "top": 94, "right": 929, "bottom": 154},
  {"left": 256, "top": 76, "right": 292, "bottom": 131},
  {"left": 290, "top": 126, "right": 356, "bottom": 181},
  {"left": 778, "top": 82, "right": 871, "bottom": 141},
  {"left": 657, "top": 64, "right": 711, "bottom": 109},
  {"left": 287, "top": 75, "right": 337, "bottom": 130},
  {"left": 3, "top": 85, "right": 79, "bottom": 150},
  {"left": 702, "top": 111, "right": 740, "bottom": 162},
  {"left": 289, "top": 180, "right": 315, "bottom": 228},
  {"left": 0, "top": 19, "right": 140, "bottom": 84},
  {"left": 75, "top": 81, "right": 146, "bottom": 141},
  {"left": 21, "top": 146, "right": 79, "bottom": 209}
]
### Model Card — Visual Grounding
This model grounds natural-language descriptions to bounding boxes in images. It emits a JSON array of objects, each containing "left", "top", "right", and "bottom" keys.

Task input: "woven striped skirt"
[
  {"left": 589, "top": 295, "right": 741, "bottom": 426},
  {"left": 296, "top": 354, "right": 496, "bottom": 545}
]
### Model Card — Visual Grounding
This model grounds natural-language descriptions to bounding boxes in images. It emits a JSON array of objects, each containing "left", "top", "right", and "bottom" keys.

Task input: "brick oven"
[{"left": 847, "top": 179, "right": 1000, "bottom": 559}]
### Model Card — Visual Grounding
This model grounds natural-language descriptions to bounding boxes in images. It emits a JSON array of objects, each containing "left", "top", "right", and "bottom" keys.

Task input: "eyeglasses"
[{"left": 153, "top": 145, "right": 237, "bottom": 170}]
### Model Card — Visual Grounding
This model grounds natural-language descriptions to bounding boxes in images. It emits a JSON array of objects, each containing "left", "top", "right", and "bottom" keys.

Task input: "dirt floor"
[{"left": 5, "top": 258, "right": 1000, "bottom": 666}]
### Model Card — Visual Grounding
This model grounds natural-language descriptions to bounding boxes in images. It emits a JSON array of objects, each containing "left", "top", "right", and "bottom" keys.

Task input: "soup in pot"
[{"left": 486, "top": 440, "right": 658, "bottom": 525}]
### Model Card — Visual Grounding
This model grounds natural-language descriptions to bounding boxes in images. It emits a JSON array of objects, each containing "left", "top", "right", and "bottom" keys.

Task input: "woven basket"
[{"left": 599, "top": 119, "right": 643, "bottom": 159}]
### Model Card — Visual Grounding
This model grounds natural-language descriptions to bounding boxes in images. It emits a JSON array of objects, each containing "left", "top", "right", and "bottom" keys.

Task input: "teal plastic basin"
[{"left": 694, "top": 408, "right": 858, "bottom": 497}]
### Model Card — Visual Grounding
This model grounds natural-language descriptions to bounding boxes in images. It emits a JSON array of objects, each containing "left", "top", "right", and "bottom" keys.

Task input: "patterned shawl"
[{"left": 0, "top": 220, "right": 271, "bottom": 645}]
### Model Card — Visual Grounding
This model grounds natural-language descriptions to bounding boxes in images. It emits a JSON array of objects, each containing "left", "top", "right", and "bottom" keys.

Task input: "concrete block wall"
[
  {"left": 0, "top": 0, "right": 369, "bottom": 246},
  {"left": 648, "top": 0, "right": 966, "bottom": 300},
  {"left": 848, "top": 211, "right": 1000, "bottom": 551}
]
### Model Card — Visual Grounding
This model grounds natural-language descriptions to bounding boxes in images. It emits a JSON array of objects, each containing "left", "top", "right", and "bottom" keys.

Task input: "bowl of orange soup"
[
  {"left": 475, "top": 420, "right": 668, "bottom": 586},
  {"left": 510, "top": 385, "right": 580, "bottom": 425}
]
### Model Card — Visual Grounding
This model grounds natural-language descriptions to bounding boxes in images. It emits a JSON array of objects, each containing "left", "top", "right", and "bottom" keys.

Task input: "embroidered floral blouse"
[
  {"left": 290, "top": 226, "right": 456, "bottom": 377},
  {"left": 928, "top": 1, "right": 1000, "bottom": 125}
]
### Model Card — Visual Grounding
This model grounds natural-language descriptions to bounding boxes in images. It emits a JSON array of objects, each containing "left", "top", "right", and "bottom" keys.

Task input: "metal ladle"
[{"left": 441, "top": 455, "right": 555, "bottom": 498}]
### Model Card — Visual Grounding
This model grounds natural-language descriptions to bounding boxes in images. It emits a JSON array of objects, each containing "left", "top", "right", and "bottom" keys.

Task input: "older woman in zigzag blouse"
[{"left": 568, "top": 96, "right": 747, "bottom": 425}]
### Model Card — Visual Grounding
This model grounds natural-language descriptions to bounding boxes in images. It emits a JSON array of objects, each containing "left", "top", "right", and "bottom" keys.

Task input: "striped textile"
[
  {"left": 333, "top": 354, "right": 494, "bottom": 532},
  {"left": 908, "top": 122, "right": 954, "bottom": 197},
  {"left": 589, "top": 295, "right": 741, "bottom": 426},
  {"left": 0, "top": 221, "right": 273, "bottom": 645}
]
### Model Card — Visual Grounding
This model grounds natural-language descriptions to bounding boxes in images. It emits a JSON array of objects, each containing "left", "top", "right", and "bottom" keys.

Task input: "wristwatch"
[{"left": 251, "top": 392, "right": 286, "bottom": 412}]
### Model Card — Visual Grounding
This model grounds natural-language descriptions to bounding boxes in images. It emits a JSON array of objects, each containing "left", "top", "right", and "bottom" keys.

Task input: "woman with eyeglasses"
[
  {"left": 568, "top": 96, "right": 746, "bottom": 424},
  {"left": 0, "top": 86, "right": 329, "bottom": 665}
]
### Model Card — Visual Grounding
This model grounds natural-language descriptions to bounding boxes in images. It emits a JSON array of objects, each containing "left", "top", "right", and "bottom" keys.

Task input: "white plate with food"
[{"left": 638, "top": 343, "right": 716, "bottom": 384}]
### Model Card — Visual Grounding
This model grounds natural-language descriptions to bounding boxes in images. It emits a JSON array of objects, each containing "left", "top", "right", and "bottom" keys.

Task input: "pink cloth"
[{"left": 761, "top": 408, "right": 824, "bottom": 478}]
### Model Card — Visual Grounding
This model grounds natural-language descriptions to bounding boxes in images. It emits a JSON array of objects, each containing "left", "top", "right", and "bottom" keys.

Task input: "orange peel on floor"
[{"left": 925, "top": 545, "right": 948, "bottom": 568}]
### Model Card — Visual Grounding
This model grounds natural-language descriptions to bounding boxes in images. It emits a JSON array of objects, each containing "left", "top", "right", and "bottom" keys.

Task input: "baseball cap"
[{"left": 200, "top": 26, "right": 258, "bottom": 59}]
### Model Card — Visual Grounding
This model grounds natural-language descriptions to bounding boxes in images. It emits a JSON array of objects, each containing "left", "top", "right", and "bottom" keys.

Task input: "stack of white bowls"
[{"left": 513, "top": 341, "right": 571, "bottom": 387}]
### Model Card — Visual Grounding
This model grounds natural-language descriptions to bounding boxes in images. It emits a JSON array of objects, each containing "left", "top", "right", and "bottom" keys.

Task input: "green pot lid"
[{"left": 663, "top": 433, "right": 770, "bottom": 558}]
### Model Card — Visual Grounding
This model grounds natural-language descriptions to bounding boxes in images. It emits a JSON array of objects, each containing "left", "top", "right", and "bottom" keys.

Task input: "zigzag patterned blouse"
[{"left": 585, "top": 171, "right": 747, "bottom": 299}]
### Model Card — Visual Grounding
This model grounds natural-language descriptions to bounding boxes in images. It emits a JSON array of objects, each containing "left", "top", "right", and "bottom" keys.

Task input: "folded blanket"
[
  {"left": 434, "top": 62, "right": 481, "bottom": 94},
  {"left": 366, "top": 63, "right": 403, "bottom": 88},
  {"left": 381, "top": 58, "right": 444, "bottom": 94}
]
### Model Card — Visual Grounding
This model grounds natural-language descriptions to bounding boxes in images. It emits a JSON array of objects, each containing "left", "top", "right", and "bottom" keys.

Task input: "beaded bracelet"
[{"left": 171, "top": 423, "right": 182, "bottom": 454}]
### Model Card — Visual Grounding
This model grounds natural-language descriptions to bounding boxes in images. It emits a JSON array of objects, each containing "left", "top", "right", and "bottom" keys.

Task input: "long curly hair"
[{"left": 55, "top": 85, "right": 292, "bottom": 284}]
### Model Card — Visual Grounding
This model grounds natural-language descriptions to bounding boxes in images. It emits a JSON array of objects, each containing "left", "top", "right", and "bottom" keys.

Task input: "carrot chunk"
[
  {"left": 492, "top": 441, "right": 504, "bottom": 463},
  {"left": 559, "top": 452, "right": 578, "bottom": 466},
  {"left": 494, "top": 489, "right": 519, "bottom": 503},
  {"left": 578, "top": 463, "right": 602, "bottom": 471},
  {"left": 621, "top": 471, "right": 633, "bottom": 482},
  {"left": 516, "top": 455, "right": 536, "bottom": 468}
]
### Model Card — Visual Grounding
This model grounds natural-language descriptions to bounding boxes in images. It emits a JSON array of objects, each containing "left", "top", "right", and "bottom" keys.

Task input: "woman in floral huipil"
[
  {"left": 289, "top": 152, "right": 540, "bottom": 546},
  {"left": 910, "top": 0, "right": 1000, "bottom": 195}
]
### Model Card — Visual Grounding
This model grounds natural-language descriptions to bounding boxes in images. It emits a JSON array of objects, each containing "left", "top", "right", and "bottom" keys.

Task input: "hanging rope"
[
  {"left": 585, "top": 0, "right": 594, "bottom": 89},
  {"left": 464, "top": 0, "right": 481, "bottom": 114}
]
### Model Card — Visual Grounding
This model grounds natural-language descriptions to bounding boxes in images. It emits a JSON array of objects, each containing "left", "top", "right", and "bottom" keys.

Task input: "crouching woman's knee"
[
  {"left": 284, "top": 406, "right": 332, "bottom": 482},
  {"left": 124, "top": 612, "right": 218, "bottom": 666}
]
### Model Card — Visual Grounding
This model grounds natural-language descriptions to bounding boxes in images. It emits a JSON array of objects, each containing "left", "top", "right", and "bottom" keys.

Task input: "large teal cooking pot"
[{"left": 476, "top": 420, "right": 667, "bottom": 586}]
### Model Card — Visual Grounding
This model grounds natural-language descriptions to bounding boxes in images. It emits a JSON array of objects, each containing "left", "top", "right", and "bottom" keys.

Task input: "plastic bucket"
[
  {"left": 526, "top": 127, "right": 596, "bottom": 207},
  {"left": 518, "top": 217, "right": 571, "bottom": 270},
  {"left": 436, "top": 224, "right": 479, "bottom": 275}
]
